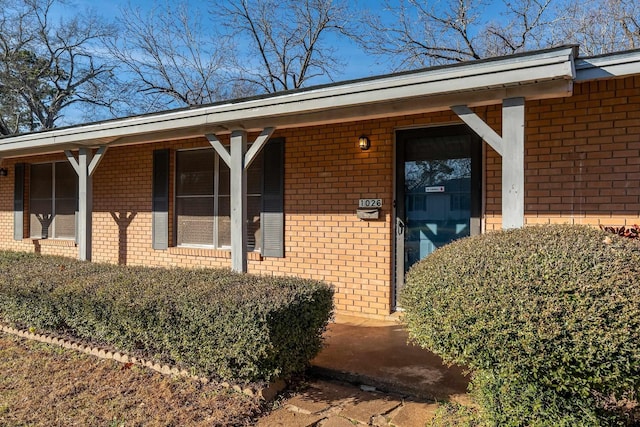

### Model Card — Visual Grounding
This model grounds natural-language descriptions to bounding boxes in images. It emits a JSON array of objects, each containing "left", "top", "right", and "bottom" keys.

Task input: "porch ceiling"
[{"left": 0, "top": 45, "right": 588, "bottom": 159}]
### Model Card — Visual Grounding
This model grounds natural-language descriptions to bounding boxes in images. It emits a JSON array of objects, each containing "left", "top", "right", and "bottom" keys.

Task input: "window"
[
  {"left": 175, "top": 148, "right": 263, "bottom": 251},
  {"left": 30, "top": 162, "right": 78, "bottom": 239}
]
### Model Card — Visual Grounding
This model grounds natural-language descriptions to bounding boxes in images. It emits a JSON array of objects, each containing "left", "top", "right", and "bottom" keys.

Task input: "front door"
[{"left": 395, "top": 125, "right": 482, "bottom": 306}]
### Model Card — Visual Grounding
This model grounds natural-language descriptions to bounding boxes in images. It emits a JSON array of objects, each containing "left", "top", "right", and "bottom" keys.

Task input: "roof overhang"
[
  {"left": 575, "top": 49, "right": 640, "bottom": 81},
  {"left": 0, "top": 46, "right": 582, "bottom": 158}
]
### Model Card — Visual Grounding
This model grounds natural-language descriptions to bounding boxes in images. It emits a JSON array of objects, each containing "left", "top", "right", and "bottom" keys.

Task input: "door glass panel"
[{"left": 402, "top": 133, "right": 474, "bottom": 274}]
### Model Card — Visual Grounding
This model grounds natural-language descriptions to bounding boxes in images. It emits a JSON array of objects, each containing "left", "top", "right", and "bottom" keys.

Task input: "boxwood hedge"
[
  {"left": 401, "top": 224, "right": 640, "bottom": 426},
  {"left": 0, "top": 251, "right": 333, "bottom": 383}
]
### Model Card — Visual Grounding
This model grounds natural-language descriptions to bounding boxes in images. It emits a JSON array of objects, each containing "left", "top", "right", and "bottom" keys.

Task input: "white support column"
[
  {"left": 65, "top": 146, "right": 108, "bottom": 261},
  {"left": 206, "top": 128, "right": 275, "bottom": 272},
  {"left": 501, "top": 97, "right": 525, "bottom": 229},
  {"left": 230, "top": 130, "right": 248, "bottom": 272},
  {"left": 452, "top": 98, "right": 525, "bottom": 229}
]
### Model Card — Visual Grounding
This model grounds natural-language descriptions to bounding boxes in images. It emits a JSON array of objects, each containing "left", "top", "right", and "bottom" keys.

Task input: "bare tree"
[
  {"left": 214, "top": 0, "right": 353, "bottom": 93},
  {"left": 361, "top": 0, "right": 640, "bottom": 70},
  {"left": 482, "top": 0, "right": 561, "bottom": 56},
  {"left": 563, "top": 0, "right": 640, "bottom": 55},
  {"left": 359, "top": 0, "right": 567, "bottom": 69},
  {"left": 0, "top": 0, "right": 118, "bottom": 135},
  {"left": 107, "top": 1, "right": 247, "bottom": 111}
]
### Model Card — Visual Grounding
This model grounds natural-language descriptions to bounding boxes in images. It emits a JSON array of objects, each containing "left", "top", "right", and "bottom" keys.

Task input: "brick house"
[{"left": 0, "top": 46, "right": 638, "bottom": 319}]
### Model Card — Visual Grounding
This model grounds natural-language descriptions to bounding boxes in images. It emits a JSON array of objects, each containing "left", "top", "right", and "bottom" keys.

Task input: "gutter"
[
  {"left": 575, "top": 49, "right": 640, "bottom": 81},
  {"left": 0, "top": 46, "right": 577, "bottom": 158}
]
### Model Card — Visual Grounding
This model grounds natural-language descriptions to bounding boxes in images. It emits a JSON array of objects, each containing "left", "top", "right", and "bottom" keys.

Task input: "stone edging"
[{"left": 0, "top": 324, "right": 285, "bottom": 401}]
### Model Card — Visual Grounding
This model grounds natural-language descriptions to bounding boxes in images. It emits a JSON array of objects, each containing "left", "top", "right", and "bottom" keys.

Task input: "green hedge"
[
  {"left": 401, "top": 225, "right": 640, "bottom": 426},
  {"left": 0, "top": 251, "right": 334, "bottom": 383}
]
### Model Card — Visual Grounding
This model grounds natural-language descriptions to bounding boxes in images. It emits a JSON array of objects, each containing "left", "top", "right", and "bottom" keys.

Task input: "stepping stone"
[
  {"left": 254, "top": 408, "right": 325, "bottom": 427},
  {"left": 389, "top": 401, "right": 439, "bottom": 427}
]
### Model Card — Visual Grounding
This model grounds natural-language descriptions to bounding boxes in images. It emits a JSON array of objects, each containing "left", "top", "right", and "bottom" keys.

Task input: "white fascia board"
[
  {"left": 205, "top": 60, "right": 575, "bottom": 122},
  {"left": 0, "top": 46, "right": 576, "bottom": 157},
  {"left": 575, "top": 50, "right": 640, "bottom": 81}
]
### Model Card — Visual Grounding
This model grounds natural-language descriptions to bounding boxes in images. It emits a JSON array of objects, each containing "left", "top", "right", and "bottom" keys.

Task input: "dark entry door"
[{"left": 395, "top": 125, "right": 482, "bottom": 306}]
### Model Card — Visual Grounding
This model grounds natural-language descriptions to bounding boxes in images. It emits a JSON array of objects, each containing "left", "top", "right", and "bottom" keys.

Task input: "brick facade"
[
  {"left": 0, "top": 76, "right": 638, "bottom": 318},
  {"left": 485, "top": 76, "right": 640, "bottom": 231}
]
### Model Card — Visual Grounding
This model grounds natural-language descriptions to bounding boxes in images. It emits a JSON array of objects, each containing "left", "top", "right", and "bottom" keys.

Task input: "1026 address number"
[{"left": 358, "top": 199, "right": 382, "bottom": 208}]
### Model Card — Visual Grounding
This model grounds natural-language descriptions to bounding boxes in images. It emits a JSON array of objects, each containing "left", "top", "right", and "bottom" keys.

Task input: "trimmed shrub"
[
  {"left": 401, "top": 224, "right": 640, "bottom": 426},
  {"left": 0, "top": 251, "right": 333, "bottom": 383}
]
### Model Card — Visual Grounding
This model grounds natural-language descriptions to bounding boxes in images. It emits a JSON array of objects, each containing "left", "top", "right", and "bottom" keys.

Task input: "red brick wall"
[
  {"left": 250, "top": 111, "right": 457, "bottom": 317},
  {"left": 484, "top": 75, "right": 640, "bottom": 230},
  {"left": 0, "top": 76, "right": 638, "bottom": 319}
]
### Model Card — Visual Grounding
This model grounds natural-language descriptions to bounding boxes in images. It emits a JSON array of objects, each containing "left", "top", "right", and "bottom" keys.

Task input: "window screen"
[
  {"left": 30, "top": 162, "right": 78, "bottom": 239},
  {"left": 175, "top": 148, "right": 263, "bottom": 250}
]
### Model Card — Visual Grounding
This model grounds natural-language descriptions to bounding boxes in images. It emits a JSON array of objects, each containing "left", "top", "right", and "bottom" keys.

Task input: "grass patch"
[{"left": 0, "top": 333, "right": 263, "bottom": 426}]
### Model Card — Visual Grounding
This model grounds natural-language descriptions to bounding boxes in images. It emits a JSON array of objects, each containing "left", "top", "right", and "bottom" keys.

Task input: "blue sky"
[
  {"left": 52, "top": 0, "right": 511, "bottom": 124},
  {"left": 72, "top": 0, "right": 394, "bottom": 82}
]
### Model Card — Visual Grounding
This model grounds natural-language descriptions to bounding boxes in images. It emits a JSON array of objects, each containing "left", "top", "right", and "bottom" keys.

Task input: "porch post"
[
  {"left": 206, "top": 128, "right": 275, "bottom": 273},
  {"left": 230, "top": 130, "right": 248, "bottom": 272},
  {"left": 501, "top": 98, "right": 525, "bottom": 228},
  {"left": 65, "top": 146, "right": 108, "bottom": 261},
  {"left": 451, "top": 97, "right": 525, "bottom": 229}
]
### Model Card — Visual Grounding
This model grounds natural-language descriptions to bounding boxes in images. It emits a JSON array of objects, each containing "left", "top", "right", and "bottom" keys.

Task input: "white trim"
[
  {"left": 451, "top": 105, "right": 504, "bottom": 156},
  {"left": 575, "top": 50, "right": 640, "bottom": 81},
  {"left": 245, "top": 127, "right": 274, "bottom": 169},
  {"left": 64, "top": 151, "right": 80, "bottom": 175},
  {"left": 0, "top": 47, "right": 577, "bottom": 158},
  {"left": 206, "top": 134, "right": 231, "bottom": 167},
  {"left": 88, "top": 146, "right": 108, "bottom": 176},
  {"left": 230, "top": 130, "right": 248, "bottom": 272}
]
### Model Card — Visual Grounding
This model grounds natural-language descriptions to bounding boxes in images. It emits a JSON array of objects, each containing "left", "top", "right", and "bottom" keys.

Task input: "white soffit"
[
  {"left": 0, "top": 46, "right": 577, "bottom": 157},
  {"left": 575, "top": 49, "right": 640, "bottom": 81}
]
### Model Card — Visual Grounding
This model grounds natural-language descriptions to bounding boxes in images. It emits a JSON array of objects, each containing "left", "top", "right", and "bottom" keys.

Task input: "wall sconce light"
[
  {"left": 359, "top": 135, "right": 370, "bottom": 151},
  {"left": 0, "top": 168, "right": 7, "bottom": 177}
]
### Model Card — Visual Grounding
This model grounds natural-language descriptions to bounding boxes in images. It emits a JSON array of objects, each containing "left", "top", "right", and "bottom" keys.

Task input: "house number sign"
[{"left": 359, "top": 199, "right": 382, "bottom": 208}]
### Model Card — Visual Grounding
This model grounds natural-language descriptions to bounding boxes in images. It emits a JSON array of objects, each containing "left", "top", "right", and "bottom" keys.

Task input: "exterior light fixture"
[
  {"left": 0, "top": 168, "right": 7, "bottom": 177},
  {"left": 359, "top": 135, "right": 370, "bottom": 151}
]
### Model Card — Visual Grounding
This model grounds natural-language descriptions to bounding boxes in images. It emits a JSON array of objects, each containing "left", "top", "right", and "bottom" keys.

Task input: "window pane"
[
  {"left": 30, "top": 164, "right": 53, "bottom": 239},
  {"left": 217, "top": 196, "right": 231, "bottom": 247},
  {"left": 53, "top": 162, "right": 78, "bottom": 239},
  {"left": 218, "top": 161, "right": 230, "bottom": 196},
  {"left": 30, "top": 164, "right": 52, "bottom": 199},
  {"left": 175, "top": 147, "right": 265, "bottom": 250},
  {"left": 30, "top": 200, "right": 52, "bottom": 239},
  {"left": 176, "top": 196, "right": 214, "bottom": 245},
  {"left": 54, "top": 198, "right": 76, "bottom": 239},
  {"left": 247, "top": 152, "right": 262, "bottom": 195},
  {"left": 176, "top": 150, "right": 214, "bottom": 196},
  {"left": 29, "top": 162, "right": 78, "bottom": 240},
  {"left": 55, "top": 162, "right": 77, "bottom": 199}
]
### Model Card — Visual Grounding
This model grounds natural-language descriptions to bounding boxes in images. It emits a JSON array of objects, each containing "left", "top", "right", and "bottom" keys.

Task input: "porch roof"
[{"left": 0, "top": 46, "right": 638, "bottom": 159}]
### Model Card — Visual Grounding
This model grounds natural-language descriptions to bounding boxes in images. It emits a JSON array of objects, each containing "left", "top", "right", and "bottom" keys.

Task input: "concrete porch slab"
[{"left": 310, "top": 314, "right": 470, "bottom": 401}]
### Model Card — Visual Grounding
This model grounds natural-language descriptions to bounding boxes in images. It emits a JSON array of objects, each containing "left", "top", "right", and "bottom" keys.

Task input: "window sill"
[
  {"left": 29, "top": 239, "right": 77, "bottom": 247},
  {"left": 168, "top": 246, "right": 263, "bottom": 261}
]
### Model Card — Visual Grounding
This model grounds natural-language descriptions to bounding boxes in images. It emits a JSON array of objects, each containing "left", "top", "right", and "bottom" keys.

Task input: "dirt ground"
[{"left": 0, "top": 334, "right": 265, "bottom": 426}]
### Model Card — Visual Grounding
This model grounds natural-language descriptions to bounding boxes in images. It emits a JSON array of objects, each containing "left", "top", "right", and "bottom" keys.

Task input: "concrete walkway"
[{"left": 257, "top": 314, "right": 470, "bottom": 426}]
